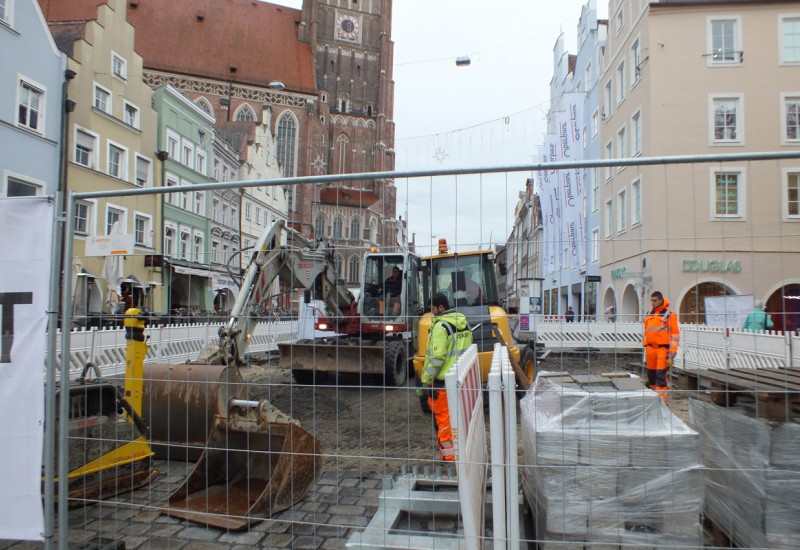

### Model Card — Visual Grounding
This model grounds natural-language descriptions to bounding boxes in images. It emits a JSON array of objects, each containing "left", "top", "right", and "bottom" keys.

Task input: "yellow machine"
[
  {"left": 413, "top": 239, "right": 533, "bottom": 385},
  {"left": 50, "top": 308, "right": 157, "bottom": 504}
]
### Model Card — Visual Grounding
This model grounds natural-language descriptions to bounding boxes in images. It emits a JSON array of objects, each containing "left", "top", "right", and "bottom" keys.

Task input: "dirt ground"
[{"left": 239, "top": 349, "right": 690, "bottom": 476}]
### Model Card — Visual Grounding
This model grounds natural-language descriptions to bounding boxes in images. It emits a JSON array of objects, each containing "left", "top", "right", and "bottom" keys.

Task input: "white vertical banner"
[
  {"left": 0, "top": 198, "right": 52, "bottom": 540},
  {"left": 557, "top": 93, "right": 586, "bottom": 269}
]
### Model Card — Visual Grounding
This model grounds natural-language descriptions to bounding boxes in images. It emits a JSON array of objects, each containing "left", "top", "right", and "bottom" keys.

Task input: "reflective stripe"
[
  {"left": 428, "top": 358, "right": 444, "bottom": 366},
  {"left": 425, "top": 366, "right": 440, "bottom": 377},
  {"left": 440, "top": 441, "right": 455, "bottom": 457}
]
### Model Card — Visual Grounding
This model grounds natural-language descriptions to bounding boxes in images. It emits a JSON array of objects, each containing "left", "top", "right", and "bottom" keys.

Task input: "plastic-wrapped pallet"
[
  {"left": 689, "top": 399, "right": 800, "bottom": 549},
  {"left": 520, "top": 372, "right": 703, "bottom": 549}
]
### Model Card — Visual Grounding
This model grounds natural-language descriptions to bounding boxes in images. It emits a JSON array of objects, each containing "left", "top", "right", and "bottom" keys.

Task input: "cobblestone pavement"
[{"left": 1, "top": 464, "right": 388, "bottom": 549}]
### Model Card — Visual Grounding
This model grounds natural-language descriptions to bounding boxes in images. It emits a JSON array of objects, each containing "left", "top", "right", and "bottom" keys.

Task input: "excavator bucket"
[
  {"left": 161, "top": 398, "right": 322, "bottom": 530},
  {"left": 142, "top": 362, "right": 246, "bottom": 461}
]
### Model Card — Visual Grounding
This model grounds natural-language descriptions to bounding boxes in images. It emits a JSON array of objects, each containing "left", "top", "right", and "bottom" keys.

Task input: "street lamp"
[{"left": 268, "top": 81, "right": 285, "bottom": 91}]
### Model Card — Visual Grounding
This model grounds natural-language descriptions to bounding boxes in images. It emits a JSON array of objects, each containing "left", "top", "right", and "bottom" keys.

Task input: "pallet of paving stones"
[{"left": 677, "top": 367, "right": 800, "bottom": 422}]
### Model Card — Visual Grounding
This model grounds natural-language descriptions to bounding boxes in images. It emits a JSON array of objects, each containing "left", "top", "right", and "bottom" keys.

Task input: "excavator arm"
[{"left": 210, "top": 220, "right": 353, "bottom": 366}]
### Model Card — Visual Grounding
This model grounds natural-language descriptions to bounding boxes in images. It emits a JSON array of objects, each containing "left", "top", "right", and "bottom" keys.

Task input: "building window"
[
  {"left": 135, "top": 156, "right": 151, "bottom": 187},
  {"left": 196, "top": 151, "right": 207, "bottom": 175},
  {"left": 94, "top": 83, "right": 111, "bottom": 114},
  {"left": 332, "top": 216, "right": 343, "bottom": 239},
  {"left": 193, "top": 234, "right": 203, "bottom": 263},
  {"left": 180, "top": 230, "right": 190, "bottom": 260},
  {"left": 277, "top": 111, "right": 298, "bottom": 210},
  {"left": 111, "top": 52, "right": 127, "bottom": 80},
  {"left": 631, "top": 38, "right": 641, "bottom": 85},
  {"left": 711, "top": 96, "right": 742, "bottom": 143},
  {"left": 108, "top": 143, "right": 126, "bottom": 179},
  {"left": 781, "top": 16, "right": 800, "bottom": 63},
  {"left": 584, "top": 63, "right": 592, "bottom": 91},
  {"left": 212, "top": 240, "right": 220, "bottom": 263},
  {"left": 75, "top": 129, "right": 97, "bottom": 168},
  {"left": 785, "top": 171, "right": 800, "bottom": 219},
  {"left": 708, "top": 18, "right": 741, "bottom": 64},
  {"left": 106, "top": 206, "right": 124, "bottom": 234},
  {"left": 783, "top": 95, "right": 800, "bottom": 142},
  {"left": 632, "top": 177, "right": 642, "bottom": 226},
  {"left": 350, "top": 217, "right": 361, "bottom": 241},
  {"left": 616, "top": 62, "right": 626, "bottom": 104},
  {"left": 124, "top": 102, "right": 139, "bottom": 128},
  {"left": 74, "top": 200, "right": 91, "bottom": 234},
  {"left": 336, "top": 134, "right": 349, "bottom": 174},
  {"left": 605, "top": 141, "right": 613, "bottom": 181},
  {"left": 712, "top": 169, "right": 744, "bottom": 218},
  {"left": 617, "top": 189, "right": 627, "bottom": 232},
  {"left": 194, "top": 191, "right": 204, "bottom": 215},
  {"left": 604, "top": 199, "right": 613, "bottom": 238},
  {"left": 182, "top": 142, "right": 194, "bottom": 169},
  {"left": 255, "top": 207, "right": 261, "bottom": 225},
  {"left": 592, "top": 110, "right": 599, "bottom": 137},
  {"left": 234, "top": 104, "right": 256, "bottom": 122},
  {"left": 615, "top": 7, "right": 624, "bottom": 34},
  {"left": 591, "top": 229, "right": 599, "bottom": 262},
  {"left": 134, "top": 214, "right": 151, "bottom": 246},
  {"left": 164, "top": 226, "right": 176, "bottom": 257},
  {"left": 603, "top": 80, "right": 613, "bottom": 120},
  {"left": 0, "top": 0, "right": 9, "bottom": 23},
  {"left": 6, "top": 176, "right": 40, "bottom": 197},
  {"left": 263, "top": 210, "right": 269, "bottom": 225},
  {"left": 18, "top": 80, "right": 43, "bottom": 133},
  {"left": 348, "top": 256, "right": 360, "bottom": 284},
  {"left": 167, "top": 131, "right": 179, "bottom": 159},
  {"left": 195, "top": 97, "right": 213, "bottom": 116},
  {"left": 589, "top": 169, "right": 599, "bottom": 212},
  {"left": 315, "top": 215, "right": 326, "bottom": 238},
  {"left": 245, "top": 202, "right": 252, "bottom": 220},
  {"left": 617, "top": 126, "right": 627, "bottom": 166},
  {"left": 632, "top": 110, "right": 642, "bottom": 155}
]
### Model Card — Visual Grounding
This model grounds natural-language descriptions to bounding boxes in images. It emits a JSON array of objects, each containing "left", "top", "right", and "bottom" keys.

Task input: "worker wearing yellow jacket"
[
  {"left": 642, "top": 291, "right": 680, "bottom": 404},
  {"left": 416, "top": 292, "right": 473, "bottom": 461}
]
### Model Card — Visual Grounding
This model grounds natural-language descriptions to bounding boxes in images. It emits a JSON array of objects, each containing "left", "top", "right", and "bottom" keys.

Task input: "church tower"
[{"left": 299, "top": 0, "right": 398, "bottom": 260}]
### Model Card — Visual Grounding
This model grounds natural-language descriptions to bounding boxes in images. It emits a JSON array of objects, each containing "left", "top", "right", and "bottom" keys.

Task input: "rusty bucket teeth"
[{"left": 161, "top": 399, "right": 322, "bottom": 531}]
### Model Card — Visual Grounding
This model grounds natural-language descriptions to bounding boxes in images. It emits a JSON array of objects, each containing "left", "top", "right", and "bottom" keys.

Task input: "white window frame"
[
  {"left": 196, "top": 150, "right": 207, "bottom": 175},
  {"left": 782, "top": 168, "right": 800, "bottom": 220},
  {"left": 616, "top": 61, "right": 626, "bottom": 105},
  {"left": 193, "top": 190, "right": 204, "bottom": 215},
  {"left": 93, "top": 82, "right": 112, "bottom": 114},
  {"left": 707, "top": 16, "right": 742, "bottom": 66},
  {"left": 709, "top": 94, "right": 744, "bottom": 145},
  {"left": 0, "top": 0, "right": 14, "bottom": 25},
  {"left": 182, "top": 141, "right": 194, "bottom": 169},
  {"left": 604, "top": 199, "right": 613, "bottom": 238},
  {"left": 107, "top": 140, "right": 128, "bottom": 180},
  {"left": 111, "top": 51, "right": 127, "bottom": 81},
  {"left": 166, "top": 130, "right": 180, "bottom": 159},
  {"left": 3, "top": 170, "right": 44, "bottom": 197},
  {"left": 164, "top": 222, "right": 177, "bottom": 258},
  {"left": 605, "top": 140, "right": 614, "bottom": 181},
  {"left": 630, "top": 37, "right": 642, "bottom": 86},
  {"left": 211, "top": 240, "right": 220, "bottom": 264},
  {"left": 192, "top": 231, "right": 204, "bottom": 263},
  {"left": 134, "top": 212, "right": 153, "bottom": 247},
  {"left": 584, "top": 63, "right": 592, "bottom": 92},
  {"left": 180, "top": 228, "right": 191, "bottom": 261},
  {"left": 255, "top": 206, "right": 261, "bottom": 225},
  {"left": 781, "top": 93, "right": 800, "bottom": 144},
  {"left": 617, "top": 189, "right": 627, "bottom": 233},
  {"left": 589, "top": 169, "right": 599, "bottom": 213},
  {"left": 123, "top": 101, "right": 140, "bottom": 129},
  {"left": 591, "top": 229, "right": 599, "bottom": 262},
  {"left": 615, "top": 7, "right": 624, "bottom": 35},
  {"left": 592, "top": 110, "right": 599, "bottom": 137},
  {"left": 631, "top": 177, "right": 642, "bottom": 227},
  {"left": 105, "top": 203, "right": 127, "bottom": 235},
  {"left": 631, "top": 109, "right": 642, "bottom": 156},
  {"left": 617, "top": 125, "right": 627, "bottom": 169},
  {"left": 244, "top": 201, "right": 252, "bottom": 220},
  {"left": 135, "top": 154, "right": 152, "bottom": 188},
  {"left": 603, "top": 80, "right": 613, "bottom": 120},
  {"left": 709, "top": 167, "right": 746, "bottom": 220},
  {"left": 74, "top": 126, "right": 99, "bottom": 169},
  {"left": 17, "top": 76, "right": 45, "bottom": 134},
  {"left": 780, "top": 15, "right": 800, "bottom": 65}
]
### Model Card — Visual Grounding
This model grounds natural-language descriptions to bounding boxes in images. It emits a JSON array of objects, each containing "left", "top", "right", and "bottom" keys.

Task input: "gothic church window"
[{"left": 235, "top": 104, "right": 256, "bottom": 122}]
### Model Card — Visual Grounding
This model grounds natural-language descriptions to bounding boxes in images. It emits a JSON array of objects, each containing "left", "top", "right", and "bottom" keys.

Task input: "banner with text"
[{"left": 0, "top": 198, "right": 52, "bottom": 540}]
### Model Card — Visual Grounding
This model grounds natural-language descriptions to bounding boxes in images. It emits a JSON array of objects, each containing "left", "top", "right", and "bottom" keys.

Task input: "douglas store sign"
[{"left": 681, "top": 259, "right": 742, "bottom": 273}]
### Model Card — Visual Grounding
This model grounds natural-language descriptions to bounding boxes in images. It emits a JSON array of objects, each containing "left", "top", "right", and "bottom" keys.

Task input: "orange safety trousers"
[
  {"left": 645, "top": 345, "right": 669, "bottom": 404},
  {"left": 427, "top": 389, "right": 455, "bottom": 461}
]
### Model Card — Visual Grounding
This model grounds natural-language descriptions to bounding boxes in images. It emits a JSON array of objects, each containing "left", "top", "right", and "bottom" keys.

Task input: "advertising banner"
[{"left": 0, "top": 198, "right": 52, "bottom": 540}]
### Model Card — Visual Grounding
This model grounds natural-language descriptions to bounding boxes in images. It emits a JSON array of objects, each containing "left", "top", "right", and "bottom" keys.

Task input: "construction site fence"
[{"left": 51, "top": 319, "right": 298, "bottom": 380}]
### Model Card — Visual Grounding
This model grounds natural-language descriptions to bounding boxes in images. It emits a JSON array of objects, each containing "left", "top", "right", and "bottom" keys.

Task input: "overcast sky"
[{"left": 270, "top": 1, "right": 607, "bottom": 253}]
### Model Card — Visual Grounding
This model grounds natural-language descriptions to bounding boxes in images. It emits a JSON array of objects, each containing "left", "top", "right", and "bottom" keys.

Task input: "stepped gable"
[{"left": 38, "top": 0, "right": 317, "bottom": 94}]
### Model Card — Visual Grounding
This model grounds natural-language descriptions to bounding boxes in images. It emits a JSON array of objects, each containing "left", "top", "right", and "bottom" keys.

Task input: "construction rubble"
[{"left": 520, "top": 372, "right": 703, "bottom": 549}]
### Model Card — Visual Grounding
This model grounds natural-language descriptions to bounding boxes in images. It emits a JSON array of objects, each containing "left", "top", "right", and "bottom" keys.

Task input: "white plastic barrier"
[
  {"left": 488, "top": 344, "right": 521, "bottom": 549},
  {"left": 727, "top": 328, "right": 790, "bottom": 369},
  {"left": 52, "top": 320, "right": 298, "bottom": 380},
  {"left": 527, "top": 319, "right": 643, "bottom": 350},
  {"left": 444, "top": 344, "right": 486, "bottom": 550}
]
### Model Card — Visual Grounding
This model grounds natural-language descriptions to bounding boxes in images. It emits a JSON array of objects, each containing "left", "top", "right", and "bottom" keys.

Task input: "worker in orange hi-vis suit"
[
  {"left": 416, "top": 292, "right": 473, "bottom": 461},
  {"left": 642, "top": 291, "right": 680, "bottom": 404}
]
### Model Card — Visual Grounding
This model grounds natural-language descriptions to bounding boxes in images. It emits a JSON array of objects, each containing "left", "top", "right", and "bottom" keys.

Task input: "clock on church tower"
[{"left": 335, "top": 10, "right": 361, "bottom": 43}]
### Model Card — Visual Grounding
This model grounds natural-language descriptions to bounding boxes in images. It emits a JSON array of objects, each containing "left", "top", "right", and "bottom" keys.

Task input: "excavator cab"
[{"left": 359, "top": 251, "right": 421, "bottom": 327}]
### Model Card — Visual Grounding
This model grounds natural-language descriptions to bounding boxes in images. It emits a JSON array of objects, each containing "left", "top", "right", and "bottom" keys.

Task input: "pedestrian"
[
  {"left": 742, "top": 300, "right": 774, "bottom": 332},
  {"left": 565, "top": 306, "right": 575, "bottom": 322},
  {"left": 642, "top": 291, "right": 680, "bottom": 404},
  {"left": 415, "top": 292, "right": 473, "bottom": 462},
  {"left": 605, "top": 305, "right": 616, "bottom": 322}
]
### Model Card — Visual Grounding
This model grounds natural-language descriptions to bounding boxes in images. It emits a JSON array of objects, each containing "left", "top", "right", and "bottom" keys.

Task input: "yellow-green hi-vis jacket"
[{"left": 421, "top": 310, "right": 473, "bottom": 386}]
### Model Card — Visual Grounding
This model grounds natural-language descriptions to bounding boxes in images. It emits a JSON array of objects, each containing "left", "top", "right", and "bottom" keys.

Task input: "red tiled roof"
[{"left": 38, "top": 0, "right": 317, "bottom": 94}]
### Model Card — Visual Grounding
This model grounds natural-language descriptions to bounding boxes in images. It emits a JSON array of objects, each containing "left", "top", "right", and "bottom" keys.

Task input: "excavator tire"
[
  {"left": 519, "top": 346, "right": 537, "bottom": 396},
  {"left": 383, "top": 341, "right": 408, "bottom": 387}
]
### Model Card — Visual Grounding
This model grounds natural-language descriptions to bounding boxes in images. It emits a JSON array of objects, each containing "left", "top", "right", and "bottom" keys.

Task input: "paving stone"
[
  {"left": 133, "top": 510, "right": 161, "bottom": 523},
  {"left": 359, "top": 478, "right": 382, "bottom": 489},
  {"left": 361, "top": 488, "right": 382, "bottom": 501},
  {"left": 132, "top": 536, "right": 186, "bottom": 549},
  {"left": 337, "top": 478, "right": 360, "bottom": 488},
  {"left": 339, "top": 487, "right": 364, "bottom": 497},
  {"left": 251, "top": 520, "right": 292, "bottom": 534},
  {"left": 335, "top": 495, "right": 360, "bottom": 506},
  {"left": 300, "top": 501, "right": 329, "bottom": 513},
  {"left": 217, "top": 530, "right": 265, "bottom": 545},
  {"left": 146, "top": 523, "right": 183, "bottom": 538},
  {"left": 326, "top": 504, "right": 366, "bottom": 516},
  {"left": 260, "top": 533, "right": 294, "bottom": 548},
  {"left": 320, "top": 537, "right": 349, "bottom": 549},
  {"left": 329, "top": 515, "right": 371, "bottom": 528},
  {"left": 273, "top": 509, "right": 307, "bottom": 522},
  {"left": 317, "top": 493, "right": 345, "bottom": 504},
  {"left": 292, "top": 535, "right": 324, "bottom": 548},
  {"left": 182, "top": 542, "right": 231, "bottom": 550},
  {"left": 315, "top": 524, "right": 349, "bottom": 538},
  {"left": 316, "top": 484, "right": 339, "bottom": 495},
  {"left": 177, "top": 526, "right": 221, "bottom": 542},
  {"left": 118, "top": 536, "right": 147, "bottom": 549}
]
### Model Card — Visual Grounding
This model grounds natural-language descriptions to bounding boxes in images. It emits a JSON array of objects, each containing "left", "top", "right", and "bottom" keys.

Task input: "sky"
[{"left": 269, "top": 1, "right": 607, "bottom": 254}]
